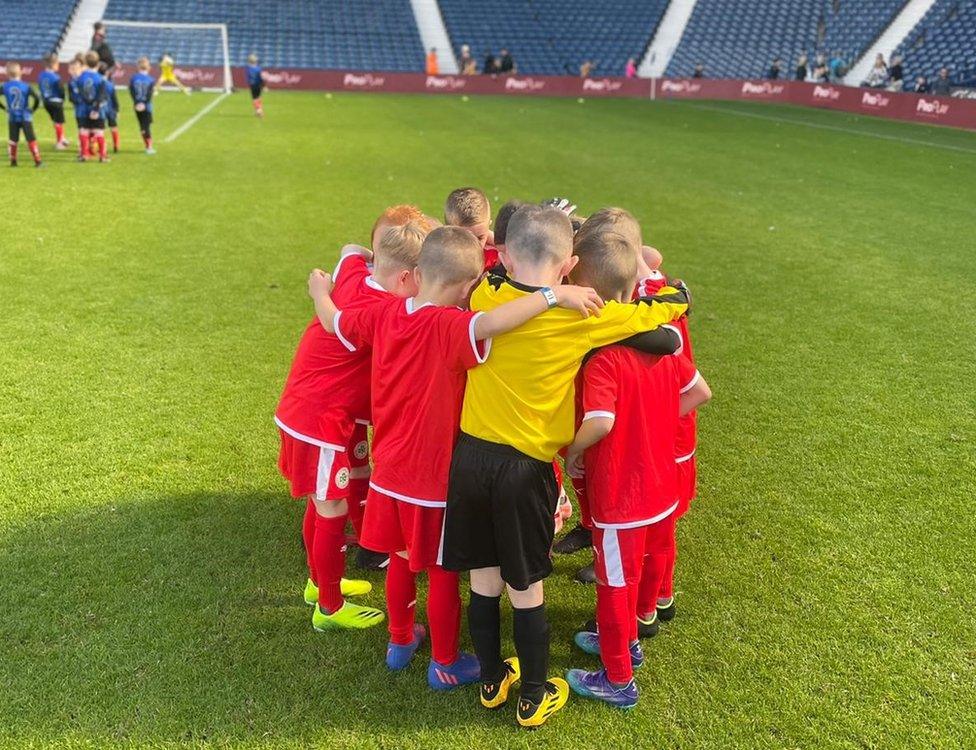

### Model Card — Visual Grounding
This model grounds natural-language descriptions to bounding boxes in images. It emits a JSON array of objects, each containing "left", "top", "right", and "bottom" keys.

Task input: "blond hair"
[
  {"left": 6, "top": 61, "right": 21, "bottom": 77},
  {"left": 445, "top": 187, "right": 490, "bottom": 227},
  {"left": 417, "top": 226, "right": 484, "bottom": 286},
  {"left": 137, "top": 56, "right": 150, "bottom": 71},
  {"left": 571, "top": 229, "right": 638, "bottom": 301},
  {"left": 371, "top": 204, "right": 431, "bottom": 244},
  {"left": 576, "top": 208, "right": 642, "bottom": 256},
  {"left": 373, "top": 219, "right": 429, "bottom": 272},
  {"left": 505, "top": 205, "right": 574, "bottom": 267},
  {"left": 85, "top": 50, "right": 100, "bottom": 68}
]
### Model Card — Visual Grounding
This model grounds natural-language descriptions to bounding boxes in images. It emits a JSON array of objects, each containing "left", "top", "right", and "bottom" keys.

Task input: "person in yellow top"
[
  {"left": 440, "top": 204, "right": 688, "bottom": 728},
  {"left": 158, "top": 52, "right": 191, "bottom": 95}
]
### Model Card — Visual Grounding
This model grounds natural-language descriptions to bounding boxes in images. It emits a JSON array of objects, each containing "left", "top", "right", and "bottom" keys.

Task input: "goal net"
[{"left": 101, "top": 20, "right": 232, "bottom": 93}]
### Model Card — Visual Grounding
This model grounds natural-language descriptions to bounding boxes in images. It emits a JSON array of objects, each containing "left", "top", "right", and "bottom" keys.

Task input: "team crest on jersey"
[
  {"left": 335, "top": 468, "right": 350, "bottom": 489},
  {"left": 353, "top": 440, "right": 368, "bottom": 460}
]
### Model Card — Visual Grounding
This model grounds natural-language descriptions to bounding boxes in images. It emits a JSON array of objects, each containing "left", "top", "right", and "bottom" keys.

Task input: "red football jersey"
[
  {"left": 275, "top": 253, "right": 389, "bottom": 449},
  {"left": 336, "top": 296, "right": 487, "bottom": 505},
  {"left": 581, "top": 347, "right": 697, "bottom": 527}
]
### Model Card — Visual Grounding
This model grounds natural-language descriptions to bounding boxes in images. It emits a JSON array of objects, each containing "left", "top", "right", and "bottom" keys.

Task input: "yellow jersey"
[{"left": 460, "top": 276, "right": 689, "bottom": 461}]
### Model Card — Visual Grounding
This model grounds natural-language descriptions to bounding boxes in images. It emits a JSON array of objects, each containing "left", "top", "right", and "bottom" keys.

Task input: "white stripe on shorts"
[
  {"left": 601, "top": 528, "right": 626, "bottom": 588},
  {"left": 315, "top": 446, "right": 337, "bottom": 501}
]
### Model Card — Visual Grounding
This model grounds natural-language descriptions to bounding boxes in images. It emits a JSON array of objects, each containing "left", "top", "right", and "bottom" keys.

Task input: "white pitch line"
[
  {"left": 676, "top": 101, "right": 976, "bottom": 155},
  {"left": 164, "top": 91, "right": 231, "bottom": 143}
]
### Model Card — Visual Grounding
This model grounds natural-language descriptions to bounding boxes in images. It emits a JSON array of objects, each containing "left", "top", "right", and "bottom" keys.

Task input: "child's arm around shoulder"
[
  {"left": 307, "top": 270, "right": 338, "bottom": 333},
  {"left": 564, "top": 350, "right": 618, "bottom": 477},
  {"left": 473, "top": 284, "right": 604, "bottom": 340}
]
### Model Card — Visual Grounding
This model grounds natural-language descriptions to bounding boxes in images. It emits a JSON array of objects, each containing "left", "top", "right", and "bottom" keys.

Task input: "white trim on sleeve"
[
  {"left": 679, "top": 370, "right": 701, "bottom": 394},
  {"left": 592, "top": 500, "right": 679, "bottom": 530},
  {"left": 661, "top": 324, "right": 683, "bottom": 356},
  {"left": 332, "top": 311, "right": 357, "bottom": 352},
  {"left": 676, "top": 449, "right": 696, "bottom": 464},
  {"left": 469, "top": 312, "right": 491, "bottom": 364},
  {"left": 369, "top": 481, "right": 447, "bottom": 508},
  {"left": 274, "top": 416, "right": 346, "bottom": 452},
  {"left": 331, "top": 252, "right": 356, "bottom": 282},
  {"left": 582, "top": 410, "right": 615, "bottom": 422}
]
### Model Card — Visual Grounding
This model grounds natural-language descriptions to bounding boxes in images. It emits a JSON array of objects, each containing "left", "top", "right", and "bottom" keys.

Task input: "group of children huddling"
[
  {"left": 1, "top": 53, "right": 158, "bottom": 166},
  {"left": 275, "top": 188, "right": 711, "bottom": 727}
]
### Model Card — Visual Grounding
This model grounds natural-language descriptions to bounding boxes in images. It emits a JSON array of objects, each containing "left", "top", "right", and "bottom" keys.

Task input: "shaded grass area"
[{"left": 1, "top": 91, "right": 974, "bottom": 748}]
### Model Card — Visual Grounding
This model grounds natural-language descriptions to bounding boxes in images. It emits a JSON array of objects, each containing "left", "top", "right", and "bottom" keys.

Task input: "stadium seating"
[
  {"left": 99, "top": 0, "right": 426, "bottom": 70},
  {"left": 896, "top": 0, "right": 976, "bottom": 85},
  {"left": 0, "top": 0, "right": 77, "bottom": 58},
  {"left": 821, "top": 0, "right": 907, "bottom": 66},
  {"left": 437, "top": 0, "right": 670, "bottom": 76}
]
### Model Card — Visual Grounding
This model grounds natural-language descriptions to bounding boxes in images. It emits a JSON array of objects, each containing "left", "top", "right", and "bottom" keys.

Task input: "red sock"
[
  {"left": 78, "top": 132, "right": 89, "bottom": 157},
  {"left": 54, "top": 123, "right": 64, "bottom": 142},
  {"left": 302, "top": 498, "right": 317, "bottom": 583},
  {"left": 111, "top": 128, "right": 119, "bottom": 151},
  {"left": 143, "top": 133, "right": 152, "bottom": 149},
  {"left": 637, "top": 516, "right": 675, "bottom": 618},
  {"left": 28, "top": 141, "right": 40, "bottom": 164},
  {"left": 346, "top": 479, "right": 368, "bottom": 541},
  {"left": 386, "top": 553, "right": 416, "bottom": 646},
  {"left": 253, "top": 97, "right": 262, "bottom": 110},
  {"left": 659, "top": 538, "right": 676, "bottom": 602},
  {"left": 427, "top": 565, "right": 461, "bottom": 665},
  {"left": 313, "top": 512, "right": 346, "bottom": 613},
  {"left": 596, "top": 584, "right": 633, "bottom": 684},
  {"left": 96, "top": 133, "right": 106, "bottom": 159},
  {"left": 8, "top": 140, "right": 16, "bottom": 162}
]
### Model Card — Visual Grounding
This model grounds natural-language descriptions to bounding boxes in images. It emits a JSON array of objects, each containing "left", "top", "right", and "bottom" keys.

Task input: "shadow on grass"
[{"left": 0, "top": 490, "right": 598, "bottom": 745}]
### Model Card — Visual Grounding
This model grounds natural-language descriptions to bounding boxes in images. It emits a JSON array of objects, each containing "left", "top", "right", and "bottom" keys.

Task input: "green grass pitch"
[{"left": 2, "top": 90, "right": 975, "bottom": 749}]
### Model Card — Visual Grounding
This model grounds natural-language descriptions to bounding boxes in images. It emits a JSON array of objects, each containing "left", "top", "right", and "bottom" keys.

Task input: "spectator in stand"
[
  {"left": 828, "top": 52, "right": 846, "bottom": 81},
  {"left": 426, "top": 48, "right": 439, "bottom": 75},
  {"left": 813, "top": 53, "right": 829, "bottom": 82},
  {"left": 913, "top": 75, "right": 930, "bottom": 93},
  {"left": 692, "top": 63, "right": 704, "bottom": 78},
  {"left": 887, "top": 55, "right": 904, "bottom": 91},
  {"left": 90, "top": 22, "right": 116, "bottom": 79},
  {"left": 625, "top": 57, "right": 637, "bottom": 79},
  {"left": 767, "top": 58, "right": 782, "bottom": 80},
  {"left": 795, "top": 53, "right": 808, "bottom": 81},
  {"left": 497, "top": 48, "right": 516, "bottom": 75},
  {"left": 482, "top": 50, "right": 498, "bottom": 75},
  {"left": 932, "top": 67, "right": 952, "bottom": 96},
  {"left": 863, "top": 53, "right": 888, "bottom": 88},
  {"left": 580, "top": 60, "right": 594, "bottom": 78},
  {"left": 459, "top": 44, "right": 475, "bottom": 75}
]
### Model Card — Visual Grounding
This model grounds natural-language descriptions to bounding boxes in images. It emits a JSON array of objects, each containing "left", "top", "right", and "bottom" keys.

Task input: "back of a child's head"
[
  {"left": 493, "top": 199, "right": 525, "bottom": 246},
  {"left": 373, "top": 219, "right": 429, "bottom": 273},
  {"left": 371, "top": 204, "right": 429, "bottom": 247},
  {"left": 505, "top": 205, "right": 574, "bottom": 268},
  {"left": 577, "top": 208, "right": 642, "bottom": 256},
  {"left": 444, "top": 187, "right": 490, "bottom": 228},
  {"left": 137, "top": 56, "right": 150, "bottom": 71},
  {"left": 571, "top": 229, "right": 638, "bottom": 301},
  {"left": 248, "top": 53, "right": 258, "bottom": 65},
  {"left": 85, "top": 50, "right": 100, "bottom": 69},
  {"left": 6, "top": 61, "right": 21, "bottom": 78},
  {"left": 418, "top": 226, "right": 483, "bottom": 286},
  {"left": 46, "top": 53, "right": 58, "bottom": 68}
]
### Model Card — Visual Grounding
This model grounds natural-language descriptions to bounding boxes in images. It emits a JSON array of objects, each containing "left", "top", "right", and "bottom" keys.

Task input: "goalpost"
[{"left": 101, "top": 20, "right": 233, "bottom": 93}]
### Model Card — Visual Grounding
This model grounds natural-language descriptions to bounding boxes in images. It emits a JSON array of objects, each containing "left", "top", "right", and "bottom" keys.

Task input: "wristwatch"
[{"left": 540, "top": 287, "right": 558, "bottom": 308}]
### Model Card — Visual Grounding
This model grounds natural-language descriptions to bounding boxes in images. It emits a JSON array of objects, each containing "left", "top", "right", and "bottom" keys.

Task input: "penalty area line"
[
  {"left": 164, "top": 91, "right": 231, "bottom": 143},
  {"left": 675, "top": 101, "right": 976, "bottom": 155}
]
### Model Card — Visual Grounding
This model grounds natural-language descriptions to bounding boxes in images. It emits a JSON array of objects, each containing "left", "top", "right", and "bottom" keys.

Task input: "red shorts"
[
  {"left": 591, "top": 514, "right": 675, "bottom": 588},
  {"left": 360, "top": 487, "right": 445, "bottom": 572},
  {"left": 676, "top": 455, "right": 697, "bottom": 518},
  {"left": 277, "top": 423, "right": 369, "bottom": 501}
]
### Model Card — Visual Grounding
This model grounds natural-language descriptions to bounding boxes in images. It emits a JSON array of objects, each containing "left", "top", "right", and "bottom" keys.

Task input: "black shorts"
[
  {"left": 106, "top": 113, "right": 117, "bottom": 127},
  {"left": 250, "top": 82, "right": 263, "bottom": 99},
  {"left": 136, "top": 109, "right": 153, "bottom": 131},
  {"left": 8, "top": 121, "right": 37, "bottom": 142},
  {"left": 44, "top": 101, "right": 65, "bottom": 124},
  {"left": 85, "top": 117, "right": 105, "bottom": 130},
  {"left": 441, "top": 433, "right": 558, "bottom": 590}
]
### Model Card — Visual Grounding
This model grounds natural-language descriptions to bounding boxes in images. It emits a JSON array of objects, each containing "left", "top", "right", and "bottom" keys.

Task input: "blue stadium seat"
[
  {"left": 0, "top": 0, "right": 77, "bottom": 58},
  {"left": 438, "top": 0, "right": 669, "bottom": 76},
  {"left": 896, "top": 0, "right": 976, "bottom": 86}
]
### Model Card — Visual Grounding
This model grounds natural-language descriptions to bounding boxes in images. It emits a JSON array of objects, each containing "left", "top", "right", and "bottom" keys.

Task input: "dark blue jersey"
[
  {"left": 246, "top": 65, "right": 263, "bottom": 87},
  {"left": 1, "top": 80, "right": 39, "bottom": 123},
  {"left": 104, "top": 80, "right": 119, "bottom": 117},
  {"left": 68, "top": 76, "right": 80, "bottom": 107},
  {"left": 38, "top": 70, "right": 65, "bottom": 103},
  {"left": 129, "top": 73, "right": 155, "bottom": 112},
  {"left": 76, "top": 69, "right": 107, "bottom": 119}
]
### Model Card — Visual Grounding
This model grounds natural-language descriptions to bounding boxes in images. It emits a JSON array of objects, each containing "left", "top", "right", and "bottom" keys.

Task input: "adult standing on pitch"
[{"left": 91, "top": 22, "right": 117, "bottom": 79}]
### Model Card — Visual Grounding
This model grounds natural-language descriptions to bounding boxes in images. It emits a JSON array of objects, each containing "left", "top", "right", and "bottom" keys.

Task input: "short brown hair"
[
  {"left": 493, "top": 199, "right": 525, "bottom": 245},
  {"left": 445, "top": 187, "right": 490, "bottom": 227},
  {"left": 571, "top": 229, "right": 638, "bottom": 301},
  {"left": 45, "top": 53, "right": 58, "bottom": 66},
  {"left": 505, "top": 205, "right": 574, "bottom": 267},
  {"left": 85, "top": 50, "right": 100, "bottom": 68},
  {"left": 576, "top": 207, "right": 642, "bottom": 256},
  {"left": 418, "top": 226, "right": 483, "bottom": 286},
  {"left": 371, "top": 204, "right": 430, "bottom": 244},
  {"left": 373, "top": 219, "right": 429, "bottom": 272}
]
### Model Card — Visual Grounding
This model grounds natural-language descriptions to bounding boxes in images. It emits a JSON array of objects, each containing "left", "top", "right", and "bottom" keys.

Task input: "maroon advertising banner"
[{"left": 5, "top": 59, "right": 973, "bottom": 131}]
